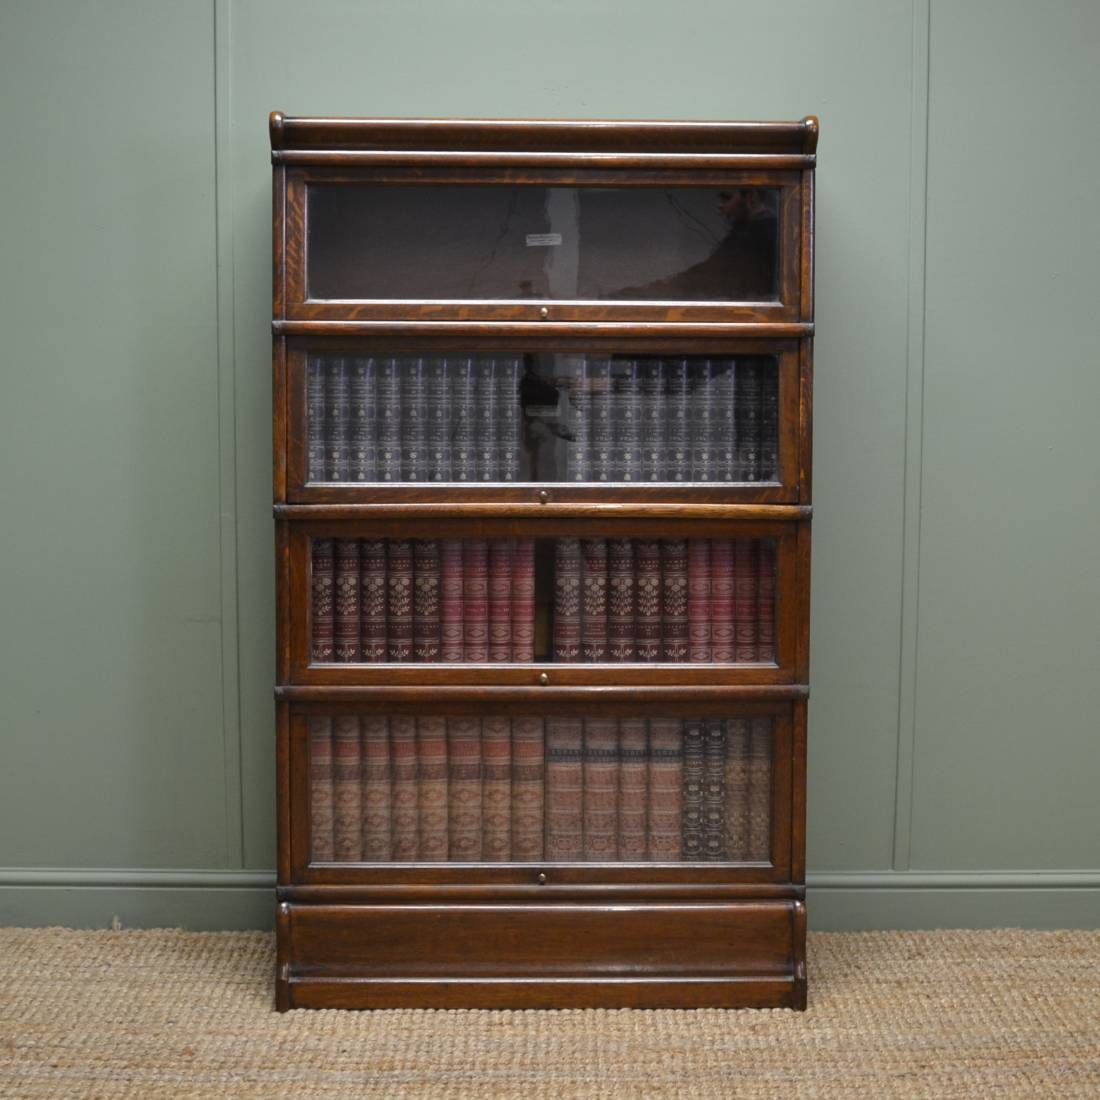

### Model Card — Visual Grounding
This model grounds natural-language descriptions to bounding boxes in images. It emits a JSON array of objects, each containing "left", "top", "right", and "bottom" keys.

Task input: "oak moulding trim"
[
  {"left": 272, "top": 503, "right": 812, "bottom": 521},
  {"left": 272, "top": 320, "right": 815, "bottom": 339}
]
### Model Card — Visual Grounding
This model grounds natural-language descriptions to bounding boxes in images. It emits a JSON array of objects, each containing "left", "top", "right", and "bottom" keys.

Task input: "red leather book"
[
  {"left": 607, "top": 539, "right": 636, "bottom": 662},
  {"left": 617, "top": 718, "right": 648, "bottom": 860},
  {"left": 308, "top": 716, "right": 334, "bottom": 862},
  {"left": 461, "top": 540, "right": 489, "bottom": 662},
  {"left": 481, "top": 715, "right": 512, "bottom": 861},
  {"left": 552, "top": 539, "right": 582, "bottom": 662},
  {"left": 582, "top": 717, "right": 619, "bottom": 860},
  {"left": 680, "top": 719, "right": 705, "bottom": 860},
  {"left": 733, "top": 540, "right": 759, "bottom": 662},
  {"left": 510, "top": 716, "right": 544, "bottom": 860},
  {"left": 747, "top": 717, "right": 772, "bottom": 861},
  {"left": 724, "top": 718, "right": 751, "bottom": 862},
  {"left": 331, "top": 715, "right": 362, "bottom": 861},
  {"left": 389, "top": 715, "right": 419, "bottom": 860},
  {"left": 386, "top": 539, "right": 414, "bottom": 663},
  {"left": 310, "top": 538, "right": 334, "bottom": 663},
  {"left": 439, "top": 539, "right": 464, "bottom": 663},
  {"left": 416, "top": 716, "right": 449, "bottom": 860},
  {"left": 710, "top": 539, "right": 735, "bottom": 662},
  {"left": 660, "top": 539, "right": 689, "bottom": 662},
  {"left": 687, "top": 539, "right": 712, "bottom": 663},
  {"left": 646, "top": 717, "right": 683, "bottom": 861},
  {"left": 580, "top": 538, "right": 608, "bottom": 663},
  {"left": 358, "top": 539, "right": 388, "bottom": 662},
  {"left": 447, "top": 717, "right": 483, "bottom": 860},
  {"left": 488, "top": 539, "right": 514, "bottom": 663},
  {"left": 634, "top": 539, "right": 661, "bottom": 662},
  {"left": 510, "top": 538, "right": 536, "bottom": 662},
  {"left": 545, "top": 717, "right": 583, "bottom": 860},
  {"left": 333, "top": 539, "right": 361, "bottom": 662},
  {"left": 757, "top": 539, "right": 777, "bottom": 663},
  {"left": 412, "top": 539, "right": 442, "bottom": 663},
  {"left": 360, "top": 715, "right": 392, "bottom": 860}
]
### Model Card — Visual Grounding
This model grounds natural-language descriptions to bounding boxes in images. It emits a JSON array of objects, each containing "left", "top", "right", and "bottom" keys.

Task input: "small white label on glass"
[{"left": 525, "top": 233, "right": 563, "bottom": 247}]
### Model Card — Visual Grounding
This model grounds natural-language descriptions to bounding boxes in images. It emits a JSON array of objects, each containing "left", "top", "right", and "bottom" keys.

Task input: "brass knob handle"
[
  {"left": 539, "top": 306, "right": 549, "bottom": 319},
  {"left": 537, "top": 872, "right": 547, "bottom": 885},
  {"left": 539, "top": 672, "right": 549, "bottom": 686},
  {"left": 538, "top": 490, "right": 549, "bottom": 504}
]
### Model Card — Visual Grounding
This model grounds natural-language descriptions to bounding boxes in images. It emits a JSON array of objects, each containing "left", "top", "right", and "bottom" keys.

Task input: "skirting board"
[{"left": 0, "top": 870, "right": 1098, "bottom": 931}]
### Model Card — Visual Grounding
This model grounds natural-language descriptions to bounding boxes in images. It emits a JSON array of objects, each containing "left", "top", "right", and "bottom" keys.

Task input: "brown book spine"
[
  {"left": 481, "top": 716, "right": 512, "bottom": 860},
  {"left": 511, "top": 716, "right": 544, "bottom": 860},
  {"left": 308, "top": 716, "right": 334, "bottom": 861},
  {"left": 618, "top": 717, "right": 648, "bottom": 860},
  {"left": 440, "top": 539, "right": 464, "bottom": 663},
  {"left": 447, "top": 717, "right": 482, "bottom": 860},
  {"left": 757, "top": 539, "right": 777, "bottom": 663},
  {"left": 660, "top": 539, "right": 689, "bottom": 661},
  {"left": 553, "top": 538, "right": 582, "bottom": 661},
  {"left": 359, "top": 539, "right": 388, "bottom": 662},
  {"left": 607, "top": 538, "right": 636, "bottom": 662},
  {"left": 511, "top": 538, "right": 536, "bottom": 662},
  {"left": 583, "top": 717, "right": 619, "bottom": 860},
  {"left": 416, "top": 716, "right": 448, "bottom": 860},
  {"left": 389, "top": 715, "right": 419, "bottom": 860},
  {"left": 747, "top": 717, "right": 772, "bottom": 861},
  {"left": 386, "top": 539, "right": 413, "bottom": 663},
  {"left": 710, "top": 538, "right": 735, "bottom": 662},
  {"left": 634, "top": 539, "right": 661, "bottom": 662},
  {"left": 687, "top": 539, "right": 712, "bottom": 662},
  {"left": 360, "top": 715, "right": 392, "bottom": 860},
  {"left": 702, "top": 719, "right": 727, "bottom": 861},
  {"left": 580, "top": 538, "right": 608, "bottom": 662},
  {"left": 647, "top": 717, "right": 683, "bottom": 861},
  {"left": 332, "top": 715, "right": 363, "bottom": 861},
  {"left": 462, "top": 540, "right": 489, "bottom": 662},
  {"left": 310, "top": 538, "right": 334, "bottom": 663},
  {"left": 733, "top": 539, "right": 759, "bottom": 662},
  {"left": 681, "top": 719, "right": 705, "bottom": 860},
  {"left": 412, "top": 539, "right": 441, "bottom": 663},
  {"left": 333, "top": 539, "right": 361, "bottom": 662},
  {"left": 724, "top": 718, "right": 751, "bottom": 861},
  {"left": 488, "top": 539, "right": 514, "bottom": 663},
  {"left": 545, "top": 717, "right": 583, "bottom": 860}
]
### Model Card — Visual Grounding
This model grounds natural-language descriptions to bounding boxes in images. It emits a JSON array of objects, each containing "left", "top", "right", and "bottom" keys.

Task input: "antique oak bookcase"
[{"left": 270, "top": 112, "right": 816, "bottom": 1011}]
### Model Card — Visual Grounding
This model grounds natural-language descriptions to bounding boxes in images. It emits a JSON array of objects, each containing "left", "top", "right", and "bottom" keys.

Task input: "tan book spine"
[
  {"left": 332, "top": 715, "right": 362, "bottom": 861},
  {"left": 308, "top": 716, "right": 334, "bottom": 862}
]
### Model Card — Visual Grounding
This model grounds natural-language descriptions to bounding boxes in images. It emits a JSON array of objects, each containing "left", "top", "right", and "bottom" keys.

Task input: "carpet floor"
[{"left": 1, "top": 928, "right": 1098, "bottom": 1098}]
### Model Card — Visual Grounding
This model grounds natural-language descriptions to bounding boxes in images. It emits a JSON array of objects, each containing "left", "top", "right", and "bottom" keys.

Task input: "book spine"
[
  {"left": 545, "top": 718, "right": 583, "bottom": 860},
  {"left": 360, "top": 715, "right": 392, "bottom": 860},
  {"left": 589, "top": 356, "right": 614, "bottom": 482},
  {"left": 416, "top": 716, "right": 449, "bottom": 860},
  {"left": 647, "top": 718, "right": 683, "bottom": 860},
  {"left": 495, "top": 356, "right": 520, "bottom": 481},
  {"left": 385, "top": 539, "right": 414, "bottom": 663},
  {"left": 440, "top": 539, "right": 465, "bottom": 663},
  {"left": 607, "top": 538, "right": 636, "bottom": 662},
  {"left": 425, "top": 357, "right": 451, "bottom": 482},
  {"left": 666, "top": 358, "right": 691, "bottom": 481},
  {"left": 450, "top": 357, "right": 476, "bottom": 482},
  {"left": 634, "top": 539, "right": 661, "bottom": 662},
  {"left": 582, "top": 717, "right": 619, "bottom": 861},
  {"left": 712, "top": 357, "right": 736, "bottom": 482},
  {"left": 710, "top": 538, "right": 735, "bottom": 662},
  {"left": 580, "top": 538, "right": 609, "bottom": 663},
  {"left": 724, "top": 718, "right": 751, "bottom": 861},
  {"left": 349, "top": 356, "right": 377, "bottom": 481},
  {"left": 461, "top": 540, "right": 489, "bottom": 662},
  {"left": 447, "top": 717, "right": 483, "bottom": 860},
  {"left": 310, "top": 538, "right": 334, "bottom": 663},
  {"left": 510, "top": 538, "right": 536, "bottom": 662},
  {"left": 612, "top": 358, "right": 641, "bottom": 481},
  {"left": 332, "top": 715, "right": 363, "bottom": 861},
  {"left": 389, "top": 716, "right": 419, "bottom": 860},
  {"left": 474, "top": 357, "right": 497, "bottom": 480},
  {"left": 333, "top": 538, "right": 361, "bottom": 663},
  {"left": 553, "top": 538, "right": 582, "bottom": 661},
  {"left": 687, "top": 539, "right": 712, "bottom": 663},
  {"left": 564, "top": 355, "right": 590, "bottom": 482},
  {"left": 660, "top": 538, "right": 689, "bottom": 661},
  {"left": 757, "top": 539, "right": 777, "bottom": 663},
  {"left": 488, "top": 539, "right": 514, "bottom": 663},
  {"left": 359, "top": 539, "right": 388, "bottom": 662},
  {"left": 306, "top": 356, "right": 326, "bottom": 482},
  {"left": 691, "top": 358, "right": 715, "bottom": 481},
  {"left": 481, "top": 715, "right": 512, "bottom": 861},
  {"left": 377, "top": 357, "right": 403, "bottom": 482},
  {"left": 680, "top": 719, "right": 705, "bottom": 860},
  {"left": 702, "top": 719, "right": 728, "bottom": 861},
  {"left": 747, "top": 717, "right": 772, "bottom": 861},
  {"left": 733, "top": 539, "right": 759, "bottom": 662},
  {"left": 511, "top": 716, "right": 545, "bottom": 860},
  {"left": 401, "top": 356, "right": 427, "bottom": 481},
  {"left": 325, "top": 356, "right": 351, "bottom": 481},
  {"left": 412, "top": 539, "right": 441, "bottom": 663},
  {"left": 308, "top": 716, "right": 334, "bottom": 861},
  {"left": 617, "top": 717, "right": 648, "bottom": 860},
  {"left": 760, "top": 360, "right": 779, "bottom": 480},
  {"left": 735, "top": 359, "right": 761, "bottom": 481},
  {"left": 639, "top": 358, "right": 666, "bottom": 482}
]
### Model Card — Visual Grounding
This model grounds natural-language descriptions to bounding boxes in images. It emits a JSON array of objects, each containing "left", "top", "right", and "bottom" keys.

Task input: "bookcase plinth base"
[{"left": 276, "top": 899, "right": 807, "bottom": 1011}]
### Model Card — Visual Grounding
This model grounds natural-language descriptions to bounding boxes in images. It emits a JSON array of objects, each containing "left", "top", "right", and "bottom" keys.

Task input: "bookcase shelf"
[{"left": 272, "top": 112, "right": 816, "bottom": 1011}]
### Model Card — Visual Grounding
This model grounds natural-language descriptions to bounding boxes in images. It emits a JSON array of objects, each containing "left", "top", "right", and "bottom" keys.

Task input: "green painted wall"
[{"left": 1, "top": 0, "right": 1097, "bottom": 930}]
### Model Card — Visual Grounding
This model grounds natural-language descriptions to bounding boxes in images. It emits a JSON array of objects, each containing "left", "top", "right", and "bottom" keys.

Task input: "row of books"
[
  {"left": 554, "top": 538, "right": 776, "bottom": 663},
  {"left": 310, "top": 715, "right": 772, "bottom": 863}
]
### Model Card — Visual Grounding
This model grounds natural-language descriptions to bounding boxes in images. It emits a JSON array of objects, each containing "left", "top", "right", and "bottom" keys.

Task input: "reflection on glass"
[
  {"left": 307, "top": 185, "right": 779, "bottom": 302},
  {"left": 309, "top": 712, "right": 773, "bottom": 863}
]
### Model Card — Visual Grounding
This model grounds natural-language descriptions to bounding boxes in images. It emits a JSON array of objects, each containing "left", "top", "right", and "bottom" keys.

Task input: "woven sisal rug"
[{"left": 1, "top": 928, "right": 1098, "bottom": 1098}]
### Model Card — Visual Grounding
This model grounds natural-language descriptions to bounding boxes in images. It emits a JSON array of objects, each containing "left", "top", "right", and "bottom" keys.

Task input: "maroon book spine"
[
  {"left": 553, "top": 538, "right": 582, "bottom": 661},
  {"left": 618, "top": 718, "right": 648, "bottom": 860},
  {"left": 389, "top": 715, "right": 419, "bottom": 860},
  {"left": 308, "top": 716, "right": 334, "bottom": 861},
  {"left": 747, "top": 717, "right": 772, "bottom": 861},
  {"left": 412, "top": 539, "right": 441, "bottom": 663},
  {"left": 681, "top": 719, "right": 705, "bottom": 860},
  {"left": 511, "top": 716, "right": 544, "bottom": 860},
  {"left": 757, "top": 539, "right": 777, "bottom": 663},
  {"left": 580, "top": 538, "right": 608, "bottom": 663},
  {"left": 660, "top": 539, "right": 689, "bottom": 661},
  {"left": 481, "top": 715, "right": 512, "bottom": 860},
  {"left": 710, "top": 538, "right": 735, "bottom": 663},
  {"left": 733, "top": 539, "right": 759, "bottom": 662},
  {"left": 724, "top": 718, "right": 751, "bottom": 861},
  {"left": 647, "top": 718, "right": 683, "bottom": 861},
  {"left": 488, "top": 539, "right": 514, "bottom": 663},
  {"left": 634, "top": 539, "right": 661, "bottom": 662},
  {"left": 607, "top": 538, "right": 636, "bottom": 662},
  {"left": 310, "top": 538, "right": 334, "bottom": 663},
  {"left": 447, "top": 717, "right": 483, "bottom": 860},
  {"left": 687, "top": 539, "right": 712, "bottom": 663},
  {"left": 545, "top": 717, "right": 583, "bottom": 860},
  {"left": 332, "top": 716, "right": 362, "bottom": 861},
  {"left": 440, "top": 539, "right": 464, "bottom": 663},
  {"left": 333, "top": 539, "right": 361, "bottom": 662},
  {"left": 462, "top": 540, "right": 489, "bottom": 662},
  {"left": 510, "top": 538, "right": 536, "bottom": 662},
  {"left": 416, "top": 716, "right": 449, "bottom": 860},
  {"left": 359, "top": 539, "right": 388, "bottom": 662},
  {"left": 582, "top": 717, "right": 619, "bottom": 860},
  {"left": 386, "top": 539, "right": 413, "bottom": 663},
  {"left": 360, "top": 715, "right": 392, "bottom": 860},
  {"left": 702, "top": 719, "right": 727, "bottom": 861}
]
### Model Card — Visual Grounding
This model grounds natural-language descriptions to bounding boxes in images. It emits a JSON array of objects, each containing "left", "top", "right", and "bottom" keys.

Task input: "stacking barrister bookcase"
[{"left": 271, "top": 112, "right": 817, "bottom": 1010}]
